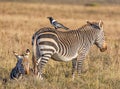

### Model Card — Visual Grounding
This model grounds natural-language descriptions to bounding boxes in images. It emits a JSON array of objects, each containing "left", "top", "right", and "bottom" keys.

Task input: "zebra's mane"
[{"left": 79, "top": 22, "right": 100, "bottom": 31}]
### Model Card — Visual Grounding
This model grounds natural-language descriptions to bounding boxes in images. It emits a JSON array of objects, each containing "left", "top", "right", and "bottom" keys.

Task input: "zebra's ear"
[
  {"left": 99, "top": 20, "right": 103, "bottom": 28},
  {"left": 86, "top": 20, "right": 92, "bottom": 25}
]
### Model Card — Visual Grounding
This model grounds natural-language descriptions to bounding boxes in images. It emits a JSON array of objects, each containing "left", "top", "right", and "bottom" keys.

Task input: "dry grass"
[{"left": 0, "top": 2, "right": 120, "bottom": 89}]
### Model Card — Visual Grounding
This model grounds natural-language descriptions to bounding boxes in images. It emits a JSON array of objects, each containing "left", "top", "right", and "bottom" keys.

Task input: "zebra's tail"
[{"left": 32, "top": 35, "right": 38, "bottom": 75}]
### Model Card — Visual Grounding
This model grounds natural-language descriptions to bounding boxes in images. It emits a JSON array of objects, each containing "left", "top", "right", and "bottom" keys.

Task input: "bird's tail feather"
[{"left": 63, "top": 26, "right": 69, "bottom": 30}]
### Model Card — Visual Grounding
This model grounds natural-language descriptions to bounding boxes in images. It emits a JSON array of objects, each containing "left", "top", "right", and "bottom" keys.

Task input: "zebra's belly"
[{"left": 51, "top": 53, "right": 78, "bottom": 62}]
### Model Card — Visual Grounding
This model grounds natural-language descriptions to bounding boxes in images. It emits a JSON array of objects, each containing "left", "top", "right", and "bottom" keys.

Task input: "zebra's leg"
[
  {"left": 32, "top": 55, "right": 38, "bottom": 75},
  {"left": 72, "top": 58, "right": 77, "bottom": 80},
  {"left": 77, "top": 53, "right": 85, "bottom": 76},
  {"left": 37, "top": 55, "right": 51, "bottom": 80}
]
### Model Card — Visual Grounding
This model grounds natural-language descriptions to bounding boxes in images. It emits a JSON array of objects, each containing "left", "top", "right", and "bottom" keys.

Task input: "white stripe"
[
  {"left": 41, "top": 60, "right": 48, "bottom": 63},
  {"left": 38, "top": 38, "right": 58, "bottom": 48},
  {"left": 43, "top": 54, "right": 51, "bottom": 57},
  {"left": 38, "top": 32, "right": 57, "bottom": 37},
  {"left": 37, "top": 58, "right": 41, "bottom": 65},
  {"left": 52, "top": 20, "right": 56, "bottom": 23},
  {"left": 39, "top": 45, "right": 56, "bottom": 52},
  {"left": 37, "top": 56, "right": 49, "bottom": 65},
  {"left": 42, "top": 56, "right": 49, "bottom": 60},
  {"left": 40, "top": 50, "right": 53, "bottom": 54}
]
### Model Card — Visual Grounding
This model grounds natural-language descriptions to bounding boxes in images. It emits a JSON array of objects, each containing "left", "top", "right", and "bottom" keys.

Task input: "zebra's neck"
[{"left": 76, "top": 26, "right": 98, "bottom": 46}]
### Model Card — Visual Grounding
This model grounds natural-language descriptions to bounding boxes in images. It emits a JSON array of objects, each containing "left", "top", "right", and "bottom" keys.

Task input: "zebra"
[
  {"left": 47, "top": 17, "right": 69, "bottom": 30},
  {"left": 10, "top": 49, "right": 30, "bottom": 80},
  {"left": 32, "top": 20, "right": 107, "bottom": 79}
]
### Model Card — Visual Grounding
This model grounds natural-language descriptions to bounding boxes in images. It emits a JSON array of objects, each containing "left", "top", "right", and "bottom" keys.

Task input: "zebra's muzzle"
[{"left": 100, "top": 42, "right": 107, "bottom": 52}]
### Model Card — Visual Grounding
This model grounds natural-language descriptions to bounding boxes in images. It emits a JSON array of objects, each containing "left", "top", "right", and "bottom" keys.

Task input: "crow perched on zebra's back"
[{"left": 47, "top": 17, "right": 69, "bottom": 30}]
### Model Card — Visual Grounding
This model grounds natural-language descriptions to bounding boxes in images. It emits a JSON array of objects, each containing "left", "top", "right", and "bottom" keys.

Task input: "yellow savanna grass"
[{"left": 0, "top": 2, "right": 120, "bottom": 89}]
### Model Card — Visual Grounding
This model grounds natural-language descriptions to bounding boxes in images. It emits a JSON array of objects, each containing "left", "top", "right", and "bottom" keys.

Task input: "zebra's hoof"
[{"left": 35, "top": 73, "right": 44, "bottom": 80}]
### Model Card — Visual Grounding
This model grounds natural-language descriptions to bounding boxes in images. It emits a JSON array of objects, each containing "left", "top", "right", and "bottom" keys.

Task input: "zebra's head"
[
  {"left": 87, "top": 20, "right": 107, "bottom": 52},
  {"left": 13, "top": 49, "right": 30, "bottom": 75}
]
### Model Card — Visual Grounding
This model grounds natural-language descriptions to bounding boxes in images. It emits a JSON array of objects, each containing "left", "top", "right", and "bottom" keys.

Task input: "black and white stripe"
[{"left": 32, "top": 20, "right": 107, "bottom": 79}]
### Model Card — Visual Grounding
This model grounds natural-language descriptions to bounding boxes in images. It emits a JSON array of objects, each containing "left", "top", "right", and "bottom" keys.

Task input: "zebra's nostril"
[
  {"left": 100, "top": 47, "right": 107, "bottom": 52},
  {"left": 100, "top": 43, "right": 107, "bottom": 52}
]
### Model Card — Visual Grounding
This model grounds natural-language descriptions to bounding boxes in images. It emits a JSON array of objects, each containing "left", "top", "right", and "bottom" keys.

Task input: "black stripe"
[
  {"left": 41, "top": 59, "right": 48, "bottom": 63},
  {"left": 39, "top": 41, "right": 58, "bottom": 51},
  {"left": 58, "top": 42, "right": 64, "bottom": 55},
  {"left": 63, "top": 44, "right": 67, "bottom": 56},
  {"left": 58, "top": 43, "right": 62, "bottom": 53},
  {"left": 40, "top": 49, "right": 54, "bottom": 53},
  {"left": 32, "top": 36, "right": 34, "bottom": 45},
  {"left": 37, "top": 34, "right": 58, "bottom": 43},
  {"left": 42, "top": 57, "right": 49, "bottom": 61},
  {"left": 41, "top": 61, "right": 47, "bottom": 64},
  {"left": 43, "top": 56, "right": 51, "bottom": 58}
]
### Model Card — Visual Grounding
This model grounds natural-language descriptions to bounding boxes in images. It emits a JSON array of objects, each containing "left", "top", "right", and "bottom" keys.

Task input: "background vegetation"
[
  {"left": 0, "top": 0, "right": 120, "bottom": 5},
  {"left": 0, "top": 1, "right": 120, "bottom": 89}
]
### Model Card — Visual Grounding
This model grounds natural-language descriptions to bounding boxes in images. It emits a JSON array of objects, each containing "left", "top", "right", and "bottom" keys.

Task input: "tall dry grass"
[{"left": 0, "top": 2, "right": 120, "bottom": 89}]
